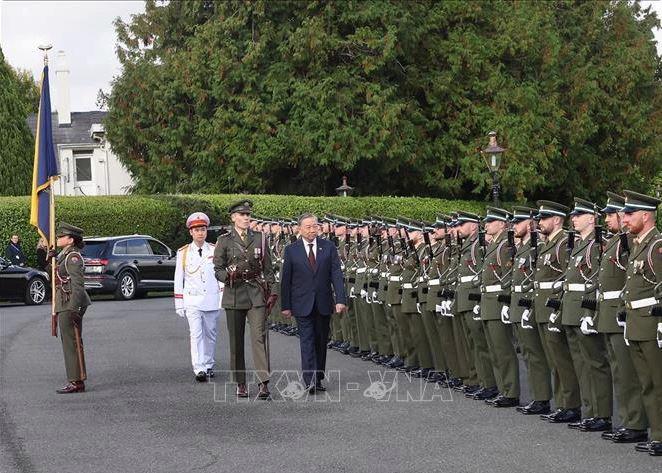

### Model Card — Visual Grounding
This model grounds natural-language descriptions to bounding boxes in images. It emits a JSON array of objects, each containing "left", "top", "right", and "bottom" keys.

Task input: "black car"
[
  {"left": 0, "top": 256, "right": 49, "bottom": 305},
  {"left": 81, "top": 235, "right": 176, "bottom": 300}
]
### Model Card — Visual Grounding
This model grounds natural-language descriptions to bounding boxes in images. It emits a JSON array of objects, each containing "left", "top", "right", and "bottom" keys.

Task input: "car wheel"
[
  {"left": 115, "top": 271, "right": 137, "bottom": 300},
  {"left": 25, "top": 277, "right": 47, "bottom": 305}
]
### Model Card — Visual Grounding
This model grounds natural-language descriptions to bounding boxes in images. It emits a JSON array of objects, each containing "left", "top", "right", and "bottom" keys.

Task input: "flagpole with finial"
[{"left": 39, "top": 44, "right": 58, "bottom": 337}]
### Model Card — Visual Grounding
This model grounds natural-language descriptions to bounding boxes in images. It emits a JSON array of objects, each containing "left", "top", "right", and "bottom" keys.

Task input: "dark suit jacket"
[{"left": 280, "top": 237, "right": 347, "bottom": 317}]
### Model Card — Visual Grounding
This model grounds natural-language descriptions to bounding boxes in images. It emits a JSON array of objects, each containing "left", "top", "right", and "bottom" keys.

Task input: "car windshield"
[{"left": 81, "top": 241, "right": 108, "bottom": 258}]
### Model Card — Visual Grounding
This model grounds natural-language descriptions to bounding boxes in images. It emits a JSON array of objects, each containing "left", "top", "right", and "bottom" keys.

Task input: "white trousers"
[{"left": 185, "top": 309, "right": 219, "bottom": 373}]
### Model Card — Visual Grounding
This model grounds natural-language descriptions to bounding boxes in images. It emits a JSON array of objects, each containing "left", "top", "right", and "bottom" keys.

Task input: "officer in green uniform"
[
  {"left": 384, "top": 222, "right": 408, "bottom": 369},
  {"left": 377, "top": 219, "right": 401, "bottom": 366},
  {"left": 369, "top": 219, "right": 394, "bottom": 363},
  {"left": 509, "top": 207, "right": 553, "bottom": 415},
  {"left": 52, "top": 222, "right": 91, "bottom": 394},
  {"left": 350, "top": 222, "right": 372, "bottom": 358},
  {"left": 480, "top": 207, "right": 520, "bottom": 407},
  {"left": 563, "top": 198, "right": 613, "bottom": 432},
  {"left": 344, "top": 220, "right": 362, "bottom": 355},
  {"left": 534, "top": 201, "right": 581, "bottom": 423},
  {"left": 621, "top": 190, "right": 662, "bottom": 456},
  {"left": 213, "top": 200, "right": 276, "bottom": 399},
  {"left": 454, "top": 211, "right": 496, "bottom": 398},
  {"left": 596, "top": 193, "right": 648, "bottom": 443}
]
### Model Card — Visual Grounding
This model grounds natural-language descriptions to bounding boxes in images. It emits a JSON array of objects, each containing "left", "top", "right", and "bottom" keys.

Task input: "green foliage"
[
  {"left": 0, "top": 193, "right": 485, "bottom": 266},
  {"left": 0, "top": 48, "right": 38, "bottom": 196},
  {"left": 106, "top": 0, "right": 661, "bottom": 202}
]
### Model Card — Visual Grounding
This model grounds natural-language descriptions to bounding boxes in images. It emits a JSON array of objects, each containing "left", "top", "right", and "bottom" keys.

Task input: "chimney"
[{"left": 55, "top": 50, "right": 71, "bottom": 126}]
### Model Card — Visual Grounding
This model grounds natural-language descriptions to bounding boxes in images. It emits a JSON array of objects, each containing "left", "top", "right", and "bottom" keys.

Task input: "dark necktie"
[
  {"left": 308, "top": 243, "right": 316, "bottom": 268},
  {"left": 198, "top": 248, "right": 203, "bottom": 257}
]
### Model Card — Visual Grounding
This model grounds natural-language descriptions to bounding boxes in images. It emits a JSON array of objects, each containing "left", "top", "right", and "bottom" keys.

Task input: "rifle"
[
  {"left": 594, "top": 204, "right": 604, "bottom": 262},
  {"left": 506, "top": 219, "right": 516, "bottom": 261},
  {"left": 423, "top": 230, "right": 434, "bottom": 260},
  {"left": 529, "top": 211, "right": 539, "bottom": 270},
  {"left": 478, "top": 221, "right": 487, "bottom": 257},
  {"left": 396, "top": 219, "right": 410, "bottom": 258}
]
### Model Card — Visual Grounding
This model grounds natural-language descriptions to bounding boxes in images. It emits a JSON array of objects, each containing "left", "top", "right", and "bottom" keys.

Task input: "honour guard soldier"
[
  {"left": 480, "top": 207, "right": 520, "bottom": 407},
  {"left": 534, "top": 201, "right": 581, "bottom": 423},
  {"left": 596, "top": 193, "right": 648, "bottom": 443},
  {"left": 52, "top": 223, "right": 91, "bottom": 394},
  {"left": 455, "top": 211, "right": 496, "bottom": 399},
  {"left": 174, "top": 212, "right": 221, "bottom": 382},
  {"left": 621, "top": 190, "right": 662, "bottom": 456},
  {"left": 213, "top": 200, "right": 276, "bottom": 399},
  {"left": 563, "top": 198, "right": 612, "bottom": 432}
]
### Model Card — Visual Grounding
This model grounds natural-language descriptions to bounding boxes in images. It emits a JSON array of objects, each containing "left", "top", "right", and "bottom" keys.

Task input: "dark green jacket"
[
  {"left": 596, "top": 234, "right": 629, "bottom": 333},
  {"left": 53, "top": 246, "right": 91, "bottom": 313},
  {"left": 561, "top": 231, "right": 600, "bottom": 326},
  {"left": 533, "top": 229, "right": 570, "bottom": 323},
  {"left": 480, "top": 231, "right": 512, "bottom": 321},
  {"left": 455, "top": 235, "right": 483, "bottom": 313},
  {"left": 213, "top": 228, "right": 275, "bottom": 310}
]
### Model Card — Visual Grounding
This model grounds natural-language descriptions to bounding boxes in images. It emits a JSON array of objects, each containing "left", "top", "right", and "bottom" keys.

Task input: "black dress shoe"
[
  {"left": 540, "top": 408, "right": 563, "bottom": 421},
  {"left": 568, "top": 419, "right": 589, "bottom": 430},
  {"left": 492, "top": 396, "right": 519, "bottom": 408},
  {"left": 195, "top": 371, "right": 208, "bottom": 382},
  {"left": 446, "top": 377, "right": 463, "bottom": 389},
  {"left": 56, "top": 381, "right": 85, "bottom": 394},
  {"left": 580, "top": 417, "right": 611, "bottom": 432},
  {"left": 460, "top": 384, "right": 480, "bottom": 395},
  {"left": 236, "top": 383, "right": 249, "bottom": 398},
  {"left": 315, "top": 381, "right": 326, "bottom": 392},
  {"left": 351, "top": 350, "right": 370, "bottom": 358},
  {"left": 547, "top": 408, "right": 581, "bottom": 423},
  {"left": 635, "top": 441, "right": 652, "bottom": 453},
  {"left": 517, "top": 400, "right": 550, "bottom": 415},
  {"left": 611, "top": 429, "right": 648, "bottom": 444},
  {"left": 387, "top": 357, "right": 404, "bottom": 368},
  {"left": 470, "top": 386, "right": 499, "bottom": 400},
  {"left": 485, "top": 394, "right": 503, "bottom": 405},
  {"left": 206, "top": 368, "right": 215, "bottom": 378},
  {"left": 649, "top": 441, "right": 662, "bottom": 456},
  {"left": 257, "top": 382, "right": 271, "bottom": 400},
  {"left": 348, "top": 346, "right": 360, "bottom": 355}
]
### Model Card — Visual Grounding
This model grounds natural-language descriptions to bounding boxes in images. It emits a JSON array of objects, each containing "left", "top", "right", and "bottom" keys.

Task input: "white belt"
[
  {"left": 537, "top": 281, "right": 554, "bottom": 290},
  {"left": 627, "top": 297, "right": 658, "bottom": 310},
  {"left": 357, "top": 268, "right": 367, "bottom": 274},
  {"left": 513, "top": 285, "right": 523, "bottom": 293},
  {"left": 380, "top": 272, "right": 389, "bottom": 278},
  {"left": 418, "top": 277, "right": 426, "bottom": 283},
  {"left": 459, "top": 275, "right": 477, "bottom": 283},
  {"left": 428, "top": 279, "right": 441, "bottom": 286},
  {"left": 389, "top": 276, "right": 402, "bottom": 282},
  {"left": 483, "top": 284, "right": 502, "bottom": 293},
  {"left": 601, "top": 290, "right": 622, "bottom": 301},
  {"left": 370, "top": 269, "right": 379, "bottom": 275},
  {"left": 566, "top": 283, "right": 586, "bottom": 292},
  {"left": 402, "top": 283, "right": 414, "bottom": 289}
]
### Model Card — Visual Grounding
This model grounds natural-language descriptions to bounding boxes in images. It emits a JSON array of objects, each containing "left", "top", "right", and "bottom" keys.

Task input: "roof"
[
  {"left": 84, "top": 235, "right": 151, "bottom": 242},
  {"left": 26, "top": 111, "right": 107, "bottom": 147}
]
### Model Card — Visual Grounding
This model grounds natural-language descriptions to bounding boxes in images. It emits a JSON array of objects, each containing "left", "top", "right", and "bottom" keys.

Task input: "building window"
[{"left": 73, "top": 149, "right": 92, "bottom": 182}]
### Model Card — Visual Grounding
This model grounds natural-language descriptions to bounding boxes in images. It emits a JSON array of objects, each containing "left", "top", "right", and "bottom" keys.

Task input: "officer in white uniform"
[{"left": 174, "top": 212, "right": 222, "bottom": 382}]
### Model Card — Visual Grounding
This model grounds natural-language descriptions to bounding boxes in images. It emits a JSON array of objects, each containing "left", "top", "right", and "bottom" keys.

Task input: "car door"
[
  {"left": 0, "top": 257, "right": 25, "bottom": 299},
  {"left": 124, "top": 238, "right": 156, "bottom": 287},
  {"left": 146, "top": 239, "right": 175, "bottom": 288}
]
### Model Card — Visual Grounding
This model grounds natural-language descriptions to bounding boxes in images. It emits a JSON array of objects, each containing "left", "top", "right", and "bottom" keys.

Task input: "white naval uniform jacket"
[{"left": 174, "top": 242, "right": 222, "bottom": 311}]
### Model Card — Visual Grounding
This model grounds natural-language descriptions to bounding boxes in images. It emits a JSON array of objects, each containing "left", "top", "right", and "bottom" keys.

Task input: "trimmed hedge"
[{"left": 0, "top": 194, "right": 485, "bottom": 267}]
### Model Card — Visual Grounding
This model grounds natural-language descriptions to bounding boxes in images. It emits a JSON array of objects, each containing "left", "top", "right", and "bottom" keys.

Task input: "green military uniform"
[
  {"left": 621, "top": 190, "right": 662, "bottom": 455},
  {"left": 533, "top": 201, "right": 580, "bottom": 419},
  {"left": 480, "top": 208, "right": 520, "bottom": 404},
  {"left": 562, "top": 198, "right": 612, "bottom": 428},
  {"left": 385, "top": 229, "right": 408, "bottom": 366},
  {"left": 344, "top": 224, "right": 361, "bottom": 351},
  {"left": 454, "top": 211, "right": 494, "bottom": 393},
  {"left": 352, "top": 229, "right": 372, "bottom": 355},
  {"left": 596, "top": 193, "right": 648, "bottom": 439},
  {"left": 369, "top": 228, "right": 394, "bottom": 358},
  {"left": 509, "top": 207, "right": 553, "bottom": 413},
  {"left": 213, "top": 200, "right": 275, "bottom": 386},
  {"left": 379, "top": 224, "right": 402, "bottom": 361},
  {"left": 53, "top": 223, "right": 92, "bottom": 393}
]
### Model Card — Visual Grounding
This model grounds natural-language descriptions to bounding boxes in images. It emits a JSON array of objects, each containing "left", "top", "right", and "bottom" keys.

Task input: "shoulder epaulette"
[{"left": 178, "top": 244, "right": 188, "bottom": 252}]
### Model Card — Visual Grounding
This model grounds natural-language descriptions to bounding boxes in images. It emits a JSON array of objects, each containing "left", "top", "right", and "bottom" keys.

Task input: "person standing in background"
[{"left": 6, "top": 234, "right": 27, "bottom": 266}]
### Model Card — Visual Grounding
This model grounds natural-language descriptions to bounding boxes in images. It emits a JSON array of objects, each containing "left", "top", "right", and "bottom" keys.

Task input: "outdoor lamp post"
[
  {"left": 335, "top": 176, "right": 354, "bottom": 197},
  {"left": 481, "top": 131, "right": 505, "bottom": 206}
]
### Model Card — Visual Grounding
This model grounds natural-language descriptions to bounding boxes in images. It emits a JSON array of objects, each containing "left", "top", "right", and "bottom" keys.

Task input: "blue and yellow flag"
[{"left": 29, "top": 65, "right": 59, "bottom": 245}]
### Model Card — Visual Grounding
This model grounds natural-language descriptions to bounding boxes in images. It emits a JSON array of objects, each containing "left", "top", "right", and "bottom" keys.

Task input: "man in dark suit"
[{"left": 281, "top": 213, "right": 347, "bottom": 393}]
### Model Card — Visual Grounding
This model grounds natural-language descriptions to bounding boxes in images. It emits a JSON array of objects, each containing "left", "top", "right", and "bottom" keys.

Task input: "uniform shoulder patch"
[{"left": 66, "top": 252, "right": 82, "bottom": 264}]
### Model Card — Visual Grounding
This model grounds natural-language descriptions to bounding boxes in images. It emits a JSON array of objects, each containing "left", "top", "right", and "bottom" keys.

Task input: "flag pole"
[{"left": 39, "top": 45, "right": 58, "bottom": 337}]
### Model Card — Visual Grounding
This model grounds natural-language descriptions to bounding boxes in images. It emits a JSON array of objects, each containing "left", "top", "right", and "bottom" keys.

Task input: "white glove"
[
  {"left": 580, "top": 316, "right": 598, "bottom": 335},
  {"left": 416, "top": 303, "right": 422, "bottom": 314},
  {"left": 657, "top": 322, "right": 662, "bottom": 349},
  {"left": 176, "top": 308, "right": 186, "bottom": 318},
  {"left": 472, "top": 304, "right": 481, "bottom": 321},
  {"left": 500, "top": 305, "right": 511, "bottom": 324},
  {"left": 435, "top": 304, "right": 443, "bottom": 314},
  {"left": 623, "top": 325, "right": 630, "bottom": 347},
  {"left": 521, "top": 309, "right": 533, "bottom": 330},
  {"left": 360, "top": 289, "right": 368, "bottom": 300},
  {"left": 444, "top": 300, "right": 454, "bottom": 317},
  {"left": 349, "top": 287, "right": 356, "bottom": 299},
  {"left": 616, "top": 316, "right": 626, "bottom": 329},
  {"left": 372, "top": 291, "right": 381, "bottom": 304},
  {"left": 548, "top": 323, "right": 561, "bottom": 333},
  {"left": 549, "top": 311, "right": 559, "bottom": 324}
]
